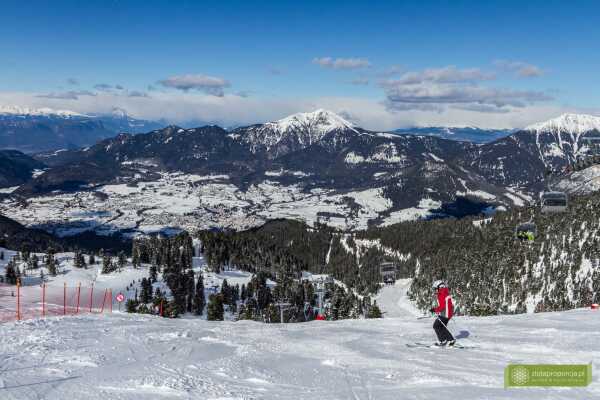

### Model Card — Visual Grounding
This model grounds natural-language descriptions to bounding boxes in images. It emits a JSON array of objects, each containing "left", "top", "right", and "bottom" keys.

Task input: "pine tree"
[
  {"left": 74, "top": 251, "right": 84, "bottom": 268},
  {"left": 28, "top": 254, "right": 39, "bottom": 270},
  {"left": 207, "top": 294, "right": 224, "bottom": 321},
  {"left": 366, "top": 301, "right": 383, "bottom": 318},
  {"left": 243, "top": 298, "right": 257, "bottom": 320},
  {"left": 192, "top": 272, "right": 205, "bottom": 315},
  {"left": 102, "top": 254, "right": 115, "bottom": 274},
  {"left": 47, "top": 254, "right": 57, "bottom": 276},
  {"left": 241, "top": 284, "right": 247, "bottom": 302},
  {"left": 221, "top": 279, "right": 231, "bottom": 305},
  {"left": 149, "top": 263, "right": 158, "bottom": 283},
  {"left": 185, "top": 269, "right": 195, "bottom": 313},
  {"left": 117, "top": 251, "right": 127, "bottom": 272},
  {"left": 140, "top": 277, "right": 152, "bottom": 303},
  {"left": 132, "top": 244, "right": 141, "bottom": 269},
  {"left": 89, "top": 253, "right": 96, "bottom": 265},
  {"left": 5, "top": 259, "right": 17, "bottom": 284},
  {"left": 153, "top": 287, "right": 166, "bottom": 312},
  {"left": 126, "top": 299, "right": 139, "bottom": 313},
  {"left": 162, "top": 300, "right": 180, "bottom": 318}
]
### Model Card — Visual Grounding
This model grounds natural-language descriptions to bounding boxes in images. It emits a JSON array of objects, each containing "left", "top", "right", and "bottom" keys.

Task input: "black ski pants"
[{"left": 433, "top": 316, "right": 455, "bottom": 342}]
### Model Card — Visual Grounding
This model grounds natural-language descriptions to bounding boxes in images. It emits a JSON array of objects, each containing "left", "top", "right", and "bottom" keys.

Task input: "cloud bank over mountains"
[{"left": 1, "top": 59, "right": 592, "bottom": 131}]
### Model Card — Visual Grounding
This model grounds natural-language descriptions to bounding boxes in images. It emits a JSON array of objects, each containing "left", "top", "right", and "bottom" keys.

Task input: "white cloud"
[
  {"left": 312, "top": 57, "right": 371, "bottom": 70},
  {"left": 0, "top": 90, "right": 593, "bottom": 131},
  {"left": 379, "top": 65, "right": 551, "bottom": 113},
  {"left": 35, "top": 90, "right": 96, "bottom": 100},
  {"left": 158, "top": 74, "right": 231, "bottom": 96},
  {"left": 390, "top": 66, "right": 495, "bottom": 85},
  {"left": 383, "top": 81, "right": 552, "bottom": 110},
  {"left": 494, "top": 60, "right": 544, "bottom": 78}
]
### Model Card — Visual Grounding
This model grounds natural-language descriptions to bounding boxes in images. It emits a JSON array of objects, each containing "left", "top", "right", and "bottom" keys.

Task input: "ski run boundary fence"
[{"left": 0, "top": 282, "right": 113, "bottom": 322}]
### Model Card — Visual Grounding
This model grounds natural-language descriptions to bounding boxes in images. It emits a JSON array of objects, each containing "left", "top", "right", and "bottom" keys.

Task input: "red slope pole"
[
  {"left": 89, "top": 284, "right": 94, "bottom": 313},
  {"left": 76, "top": 282, "right": 81, "bottom": 314},
  {"left": 42, "top": 283, "right": 46, "bottom": 318},
  {"left": 100, "top": 289, "right": 107, "bottom": 313},
  {"left": 109, "top": 289, "right": 112, "bottom": 313},
  {"left": 63, "top": 282, "right": 67, "bottom": 315},
  {"left": 16, "top": 281, "right": 20, "bottom": 321}
]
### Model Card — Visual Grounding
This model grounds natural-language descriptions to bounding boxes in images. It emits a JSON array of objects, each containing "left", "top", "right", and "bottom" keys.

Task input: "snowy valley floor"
[{"left": 0, "top": 309, "right": 598, "bottom": 400}]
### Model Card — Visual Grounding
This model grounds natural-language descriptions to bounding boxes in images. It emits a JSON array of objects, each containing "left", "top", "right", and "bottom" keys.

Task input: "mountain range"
[
  {"left": 0, "top": 106, "right": 163, "bottom": 153},
  {"left": 0, "top": 109, "right": 599, "bottom": 236},
  {"left": 393, "top": 126, "right": 514, "bottom": 143},
  {"left": 0, "top": 105, "right": 533, "bottom": 155}
]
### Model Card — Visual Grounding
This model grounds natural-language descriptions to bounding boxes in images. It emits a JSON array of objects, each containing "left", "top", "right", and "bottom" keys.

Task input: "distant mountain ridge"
[
  {"left": 22, "top": 110, "right": 600, "bottom": 200},
  {"left": 394, "top": 126, "right": 514, "bottom": 143},
  {"left": 2, "top": 109, "right": 600, "bottom": 236},
  {"left": 0, "top": 106, "right": 164, "bottom": 153}
]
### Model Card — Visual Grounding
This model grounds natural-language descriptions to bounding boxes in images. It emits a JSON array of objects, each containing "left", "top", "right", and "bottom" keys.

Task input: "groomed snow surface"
[{"left": 1, "top": 295, "right": 599, "bottom": 398}]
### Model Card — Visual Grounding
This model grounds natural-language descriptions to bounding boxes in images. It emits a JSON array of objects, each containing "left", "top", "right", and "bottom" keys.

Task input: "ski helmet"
[{"left": 432, "top": 280, "right": 446, "bottom": 290}]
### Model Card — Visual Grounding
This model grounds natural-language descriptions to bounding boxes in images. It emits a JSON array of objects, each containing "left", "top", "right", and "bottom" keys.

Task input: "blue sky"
[{"left": 1, "top": 0, "right": 599, "bottom": 129}]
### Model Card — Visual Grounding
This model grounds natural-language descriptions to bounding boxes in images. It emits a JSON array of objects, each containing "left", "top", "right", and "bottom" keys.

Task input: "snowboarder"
[{"left": 430, "top": 280, "right": 455, "bottom": 346}]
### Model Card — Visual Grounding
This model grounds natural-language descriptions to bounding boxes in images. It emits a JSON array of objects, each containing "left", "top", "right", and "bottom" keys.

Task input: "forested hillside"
[
  {"left": 198, "top": 192, "right": 600, "bottom": 316},
  {"left": 198, "top": 220, "right": 386, "bottom": 295},
  {"left": 361, "top": 193, "right": 600, "bottom": 314}
]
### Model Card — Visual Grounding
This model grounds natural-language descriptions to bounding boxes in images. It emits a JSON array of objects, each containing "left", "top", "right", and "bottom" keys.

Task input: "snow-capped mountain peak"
[
  {"left": 238, "top": 109, "right": 359, "bottom": 157},
  {"left": 0, "top": 105, "right": 85, "bottom": 118},
  {"left": 267, "top": 109, "right": 356, "bottom": 134},
  {"left": 525, "top": 113, "right": 600, "bottom": 134}
]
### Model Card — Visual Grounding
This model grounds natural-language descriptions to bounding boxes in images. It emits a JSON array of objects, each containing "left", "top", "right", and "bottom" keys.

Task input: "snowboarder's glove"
[{"left": 429, "top": 308, "right": 435, "bottom": 313}]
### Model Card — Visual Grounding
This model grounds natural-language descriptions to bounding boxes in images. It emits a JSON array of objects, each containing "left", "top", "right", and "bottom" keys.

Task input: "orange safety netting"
[{"left": 0, "top": 283, "right": 113, "bottom": 322}]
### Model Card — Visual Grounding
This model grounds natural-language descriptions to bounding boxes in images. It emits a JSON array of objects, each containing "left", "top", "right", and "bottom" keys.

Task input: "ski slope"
[
  {"left": 375, "top": 278, "right": 422, "bottom": 318},
  {"left": 0, "top": 309, "right": 598, "bottom": 399}
]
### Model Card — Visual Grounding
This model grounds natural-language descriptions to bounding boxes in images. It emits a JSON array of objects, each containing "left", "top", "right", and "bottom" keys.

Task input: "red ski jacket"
[{"left": 433, "top": 287, "right": 453, "bottom": 319}]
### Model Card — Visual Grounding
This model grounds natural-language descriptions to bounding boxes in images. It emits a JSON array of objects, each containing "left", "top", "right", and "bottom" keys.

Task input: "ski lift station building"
[{"left": 301, "top": 272, "right": 334, "bottom": 285}]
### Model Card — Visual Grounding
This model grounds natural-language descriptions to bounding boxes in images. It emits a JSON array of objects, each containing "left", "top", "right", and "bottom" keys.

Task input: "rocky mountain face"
[
  {"left": 233, "top": 109, "right": 360, "bottom": 158},
  {"left": 0, "top": 106, "right": 163, "bottom": 153},
  {"left": 23, "top": 111, "right": 509, "bottom": 210},
  {"left": 524, "top": 114, "right": 600, "bottom": 168}
]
